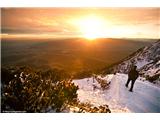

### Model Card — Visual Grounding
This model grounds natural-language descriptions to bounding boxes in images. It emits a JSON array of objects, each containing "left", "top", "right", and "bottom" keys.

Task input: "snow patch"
[{"left": 73, "top": 73, "right": 160, "bottom": 113}]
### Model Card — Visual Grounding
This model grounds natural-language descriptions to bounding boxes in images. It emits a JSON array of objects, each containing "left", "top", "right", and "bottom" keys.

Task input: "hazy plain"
[{"left": 1, "top": 38, "right": 155, "bottom": 73}]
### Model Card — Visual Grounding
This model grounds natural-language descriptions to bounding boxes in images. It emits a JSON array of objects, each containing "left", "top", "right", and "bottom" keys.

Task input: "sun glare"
[{"left": 73, "top": 15, "right": 107, "bottom": 40}]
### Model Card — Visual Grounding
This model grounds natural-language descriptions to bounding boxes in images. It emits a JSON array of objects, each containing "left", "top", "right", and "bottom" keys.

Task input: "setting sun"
[{"left": 73, "top": 15, "right": 107, "bottom": 40}]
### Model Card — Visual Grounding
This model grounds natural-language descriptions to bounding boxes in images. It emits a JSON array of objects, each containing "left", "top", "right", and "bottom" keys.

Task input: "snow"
[
  {"left": 136, "top": 60, "right": 150, "bottom": 69},
  {"left": 74, "top": 77, "right": 105, "bottom": 106},
  {"left": 145, "top": 68, "right": 159, "bottom": 76},
  {"left": 73, "top": 73, "right": 160, "bottom": 113},
  {"left": 113, "top": 40, "right": 160, "bottom": 80}
]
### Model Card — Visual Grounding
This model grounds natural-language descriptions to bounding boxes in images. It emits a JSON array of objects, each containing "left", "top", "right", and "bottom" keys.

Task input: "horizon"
[{"left": 1, "top": 37, "right": 159, "bottom": 43}]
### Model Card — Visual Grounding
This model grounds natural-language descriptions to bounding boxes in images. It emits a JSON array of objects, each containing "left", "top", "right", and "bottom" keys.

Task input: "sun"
[{"left": 74, "top": 15, "right": 107, "bottom": 40}]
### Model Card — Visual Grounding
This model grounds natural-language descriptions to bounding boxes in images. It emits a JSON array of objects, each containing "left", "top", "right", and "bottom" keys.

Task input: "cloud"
[
  {"left": 1, "top": 8, "right": 159, "bottom": 39},
  {"left": 1, "top": 26, "right": 73, "bottom": 34}
]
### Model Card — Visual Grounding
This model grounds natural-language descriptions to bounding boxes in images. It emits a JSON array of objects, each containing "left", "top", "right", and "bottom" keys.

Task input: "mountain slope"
[
  {"left": 73, "top": 73, "right": 160, "bottom": 112},
  {"left": 111, "top": 40, "right": 160, "bottom": 83},
  {"left": 72, "top": 40, "right": 160, "bottom": 113}
]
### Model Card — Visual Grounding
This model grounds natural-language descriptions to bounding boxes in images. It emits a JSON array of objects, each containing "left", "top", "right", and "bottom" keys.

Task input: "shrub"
[
  {"left": 1, "top": 66, "right": 78, "bottom": 112},
  {"left": 146, "top": 74, "right": 160, "bottom": 83}
]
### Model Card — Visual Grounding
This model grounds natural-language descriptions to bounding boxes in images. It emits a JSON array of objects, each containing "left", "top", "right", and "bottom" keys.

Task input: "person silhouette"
[{"left": 125, "top": 65, "right": 139, "bottom": 92}]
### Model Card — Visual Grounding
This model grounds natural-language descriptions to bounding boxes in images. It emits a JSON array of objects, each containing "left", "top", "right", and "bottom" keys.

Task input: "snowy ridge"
[
  {"left": 112, "top": 40, "right": 160, "bottom": 81},
  {"left": 73, "top": 74, "right": 130, "bottom": 112},
  {"left": 73, "top": 73, "right": 160, "bottom": 113}
]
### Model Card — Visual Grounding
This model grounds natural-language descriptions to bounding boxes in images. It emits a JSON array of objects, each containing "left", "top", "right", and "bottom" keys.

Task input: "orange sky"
[{"left": 1, "top": 8, "right": 159, "bottom": 39}]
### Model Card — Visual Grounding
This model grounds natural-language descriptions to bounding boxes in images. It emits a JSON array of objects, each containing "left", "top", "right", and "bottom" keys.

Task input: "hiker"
[{"left": 125, "top": 65, "right": 139, "bottom": 92}]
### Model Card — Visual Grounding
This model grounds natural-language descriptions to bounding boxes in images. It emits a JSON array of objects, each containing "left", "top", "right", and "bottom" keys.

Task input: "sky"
[{"left": 1, "top": 8, "right": 159, "bottom": 39}]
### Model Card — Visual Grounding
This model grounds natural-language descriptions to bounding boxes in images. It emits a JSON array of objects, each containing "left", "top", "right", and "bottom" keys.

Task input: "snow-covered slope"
[
  {"left": 71, "top": 40, "right": 160, "bottom": 113},
  {"left": 112, "top": 40, "right": 160, "bottom": 82},
  {"left": 73, "top": 74, "right": 130, "bottom": 112},
  {"left": 73, "top": 73, "right": 160, "bottom": 113}
]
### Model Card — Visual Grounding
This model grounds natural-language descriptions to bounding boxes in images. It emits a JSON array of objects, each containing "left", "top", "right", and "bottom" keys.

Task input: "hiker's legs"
[
  {"left": 125, "top": 78, "right": 131, "bottom": 87},
  {"left": 129, "top": 80, "right": 136, "bottom": 91}
]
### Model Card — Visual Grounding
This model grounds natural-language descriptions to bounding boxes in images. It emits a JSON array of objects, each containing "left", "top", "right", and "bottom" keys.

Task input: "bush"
[
  {"left": 68, "top": 102, "right": 111, "bottom": 113},
  {"left": 146, "top": 74, "right": 160, "bottom": 83},
  {"left": 1, "top": 66, "right": 78, "bottom": 112}
]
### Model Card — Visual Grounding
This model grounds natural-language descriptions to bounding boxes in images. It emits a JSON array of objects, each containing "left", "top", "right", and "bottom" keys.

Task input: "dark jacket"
[{"left": 128, "top": 67, "right": 139, "bottom": 80}]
